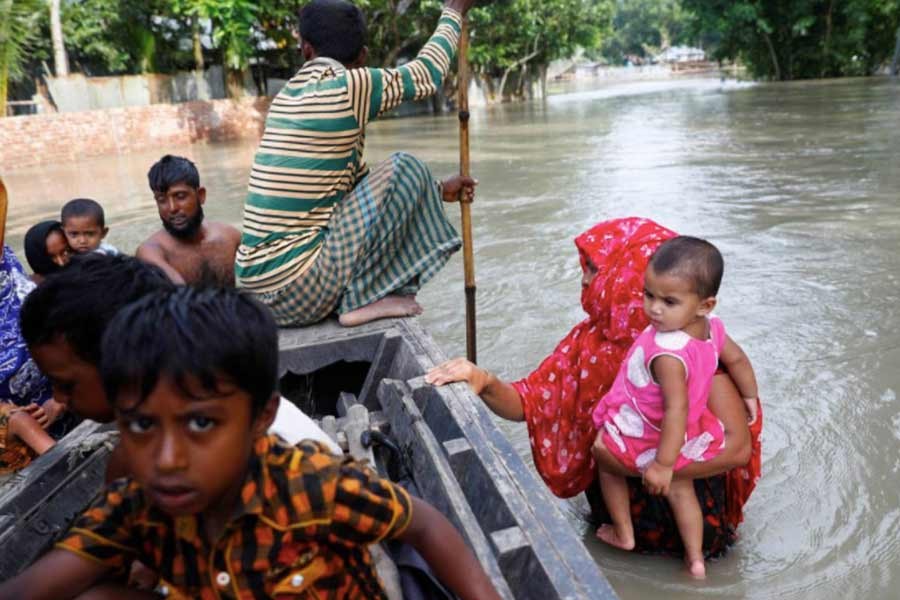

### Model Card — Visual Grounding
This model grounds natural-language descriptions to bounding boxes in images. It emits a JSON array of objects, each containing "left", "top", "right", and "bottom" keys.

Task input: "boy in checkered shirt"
[{"left": 0, "top": 287, "right": 499, "bottom": 600}]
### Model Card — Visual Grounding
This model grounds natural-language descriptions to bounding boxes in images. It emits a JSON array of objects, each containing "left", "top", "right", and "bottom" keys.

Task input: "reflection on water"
[{"left": 6, "top": 76, "right": 900, "bottom": 599}]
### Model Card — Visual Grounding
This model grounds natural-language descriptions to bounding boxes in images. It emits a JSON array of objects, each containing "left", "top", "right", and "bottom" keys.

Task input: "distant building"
[{"left": 655, "top": 46, "right": 706, "bottom": 64}]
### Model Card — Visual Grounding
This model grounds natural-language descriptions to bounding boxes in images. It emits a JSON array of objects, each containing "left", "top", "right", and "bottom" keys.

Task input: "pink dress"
[{"left": 592, "top": 316, "right": 727, "bottom": 472}]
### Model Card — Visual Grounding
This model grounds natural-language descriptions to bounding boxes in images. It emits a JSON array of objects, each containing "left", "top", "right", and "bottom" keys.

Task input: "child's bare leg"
[
  {"left": 666, "top": 479, "right": 705, "bottom": 578},
  {"left": 338, "top": 295, "right": 423, "bottom": 327},
  {"left": 595, "top": 471, "right": 635, "bottom": 550},
  {"left": 8, "top": 410, "right": 56, "bottom": 455}
]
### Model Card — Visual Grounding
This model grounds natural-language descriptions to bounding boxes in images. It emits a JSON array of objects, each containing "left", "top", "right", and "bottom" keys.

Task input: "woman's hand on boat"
[
  {"left": 441, "top": 175, "right": 477, "bottom": 203},
  {"left": 425, "top": 358, "right": 491, "bottom": 394}
]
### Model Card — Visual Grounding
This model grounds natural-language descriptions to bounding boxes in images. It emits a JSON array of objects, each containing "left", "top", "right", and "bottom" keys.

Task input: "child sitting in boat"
[
  {"left": 591, "top": 236, "right": 758, "bottom": 578},
  {"left": 0, "top": 286, "right": 501, "bottom": 600},
  {"left": 60, "top": 198, "right": 118, "bottom": 255},
  {"left": 23, "top": 220, "right": 71, "bottom": 283}
]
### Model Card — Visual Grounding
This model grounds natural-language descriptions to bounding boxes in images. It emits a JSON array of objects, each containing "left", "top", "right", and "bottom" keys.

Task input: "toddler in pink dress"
[{"left": 591, "top": 236, "right": 759, "bottom": 578}]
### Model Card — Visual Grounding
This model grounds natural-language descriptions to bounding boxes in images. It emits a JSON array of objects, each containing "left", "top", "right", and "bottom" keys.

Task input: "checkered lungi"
[{"left": 257, "top": 152, "right": 461, "bottom": 327}]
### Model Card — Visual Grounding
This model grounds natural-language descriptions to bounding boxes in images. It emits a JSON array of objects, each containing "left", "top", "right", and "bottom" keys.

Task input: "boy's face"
[
  {"left": 30, "top": 337, "right": 113, "bottom": 422},
  {"left": 116, "top": 375, "right": 274, "bottom": 519},
  {"left": 62, "top": 215, "right": 108, "bottom": 254}
]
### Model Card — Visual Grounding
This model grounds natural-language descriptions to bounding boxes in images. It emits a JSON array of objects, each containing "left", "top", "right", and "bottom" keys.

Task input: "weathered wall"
[{"left": 0, "top": 97, "right": 271, "bottom": 171}]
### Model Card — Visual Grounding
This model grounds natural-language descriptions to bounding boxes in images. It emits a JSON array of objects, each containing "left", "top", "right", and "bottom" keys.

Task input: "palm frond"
[{"left": 0, "top": 0, "right": 46, "bottom": 82}]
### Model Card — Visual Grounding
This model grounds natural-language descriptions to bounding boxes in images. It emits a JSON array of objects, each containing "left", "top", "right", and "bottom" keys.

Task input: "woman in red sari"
[{"left": 426, "top": 217, "right": 762, "bottom": 557}]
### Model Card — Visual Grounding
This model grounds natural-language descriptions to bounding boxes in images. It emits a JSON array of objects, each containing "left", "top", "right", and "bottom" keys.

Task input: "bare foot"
[
  {"left": 338, "top": 295, "right": 423, "bottom": 327},
  {"left": 685, "top": 557, "right": 706, "bottom": 579},
  {"left": 595, "top": 524, "right": 635, "bottom": 551}
]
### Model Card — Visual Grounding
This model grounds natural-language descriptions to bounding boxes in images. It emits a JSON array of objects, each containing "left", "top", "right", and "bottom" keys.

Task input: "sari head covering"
[
  {"left": 24, "top": 220, "right": 66, "bottom": 276},
  {"left": 512, "top": 217, "right": 677, "bottom": 498}
]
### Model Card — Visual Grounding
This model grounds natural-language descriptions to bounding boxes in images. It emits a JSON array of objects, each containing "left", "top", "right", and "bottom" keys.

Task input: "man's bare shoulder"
[{"left": 206, "top": 222, "right": 241, "bottom": 245}]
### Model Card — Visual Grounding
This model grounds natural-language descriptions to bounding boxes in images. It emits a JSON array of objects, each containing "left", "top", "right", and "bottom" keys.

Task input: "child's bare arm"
[
  {"left": 644, "top": 355, "right": 689, "bottom": 495},
  {"left": 398, "top": 497, "right": 502, "bottom": 600},
  {"left": 0, "top": 549, "right": 111, "bottom": 600},
  {"left": 719, "top": 335, "right": 759, "bottom": 422}
]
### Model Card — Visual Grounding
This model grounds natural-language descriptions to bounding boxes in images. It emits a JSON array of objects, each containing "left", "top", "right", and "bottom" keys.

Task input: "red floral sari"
[{"left": 511, "top": 217, "right": 762, "bottom": 555}]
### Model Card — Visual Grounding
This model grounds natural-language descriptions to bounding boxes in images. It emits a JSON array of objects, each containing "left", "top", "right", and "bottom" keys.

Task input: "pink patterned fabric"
[
  {"left": 592, "top": 317, "right": 727, "bottom": 472},
  {"left": 511, "top": 218, "right": 677, "bottom": 498}
]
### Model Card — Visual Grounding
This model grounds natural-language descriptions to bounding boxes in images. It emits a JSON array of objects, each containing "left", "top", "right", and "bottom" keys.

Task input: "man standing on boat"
[{"left": 236, "top": 0, "right": 477, "bottom": 327}]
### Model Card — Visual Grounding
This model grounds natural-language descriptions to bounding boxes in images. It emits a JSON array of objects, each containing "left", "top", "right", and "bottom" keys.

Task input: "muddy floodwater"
[{"left": 5, "top": 76, "right": 900, "bottom": 599}]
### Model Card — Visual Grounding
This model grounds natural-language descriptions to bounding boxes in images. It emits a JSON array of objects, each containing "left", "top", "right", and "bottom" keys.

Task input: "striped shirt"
[
  {"left": 236, "top": 9, "right": 462, "bottom": 293},
  {"left": 57, "top": 436, "right": 414, "bottom": 600}
]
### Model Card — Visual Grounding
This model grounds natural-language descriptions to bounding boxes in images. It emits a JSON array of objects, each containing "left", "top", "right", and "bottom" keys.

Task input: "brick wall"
[{"left": 0, "top": 97, "right": 272, "bottom": 170}]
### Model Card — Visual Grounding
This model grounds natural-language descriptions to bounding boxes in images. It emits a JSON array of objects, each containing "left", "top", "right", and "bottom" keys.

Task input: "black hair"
[
  {"left": 23, "top": 220, "right": 66, "bottom": 275},
  {"left": 649, "top": 236, "right": 724, "bottom": 298},
  {"left": 20, "top": 254, "right": 174, "bottom": 363},
  {"left": 148, "top": 155, "right": 200, "bottom": 194},
  {"left": 61, "top": 198, "right": 106, "bottom": 228},
  {"left": 100, "top": 287, "right": 278, "bottom": 416},
  {"left": 299, "top": 0, "right": 367, "bottom": 65}
]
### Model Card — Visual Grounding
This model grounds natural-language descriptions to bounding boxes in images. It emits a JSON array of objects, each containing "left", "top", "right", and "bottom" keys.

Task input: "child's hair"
[
  {"left": 299, "top": 0, "right": 367, "bottom": 65},
  {"left": 23, "top": 220, "right": 66, "bottom": 275},
  {"left": 20, "top": 254, "right": 173, "bottom": 363},
  {"left": 147, "top": 155, "right": 200, "bottom": 194},
  {"left": 648, "top": 236, "right": 724, "bottom": 298},
  {"left": 61, "top": 198, "right": 105, "bottom": 228},
  {"left": 100, "top": 287, "right": 278, "bottom": 416}
]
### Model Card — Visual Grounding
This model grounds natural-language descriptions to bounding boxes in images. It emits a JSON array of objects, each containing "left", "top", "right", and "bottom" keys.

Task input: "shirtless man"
[{"left": 136, "top": 155, "right": 240, "bottom": 286}]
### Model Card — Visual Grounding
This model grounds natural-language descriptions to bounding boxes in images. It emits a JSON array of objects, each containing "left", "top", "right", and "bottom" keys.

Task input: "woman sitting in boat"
[
  {"left": 426, "top": 217, "right": 762, "bottom": 559},
  {"left": 1, "top": 245, "right": 61, "bottom": 476}
]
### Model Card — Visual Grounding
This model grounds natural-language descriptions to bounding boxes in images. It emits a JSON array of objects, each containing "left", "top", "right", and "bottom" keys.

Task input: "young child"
[
  {"left": 1, "top": 287, "right": 501, "bottom": 600},
  {"left": 591, "top": 236, "right": 758, "bottom": 578},
  {"left": 60, "top": 198, "right": 118, "bottom": 255},
  {"left": 23, "top": 220, "right": 71, "bottom": 282}
]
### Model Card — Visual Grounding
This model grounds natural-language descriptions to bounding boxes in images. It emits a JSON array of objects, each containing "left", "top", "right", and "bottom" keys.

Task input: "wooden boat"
[{"left": 0, "top": 317, "right": 619, "bottom": 599}]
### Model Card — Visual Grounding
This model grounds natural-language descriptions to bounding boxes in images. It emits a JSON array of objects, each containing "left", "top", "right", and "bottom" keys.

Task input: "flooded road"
[{"left": 5, "top": 76, "right": 900, "bottom": 599}]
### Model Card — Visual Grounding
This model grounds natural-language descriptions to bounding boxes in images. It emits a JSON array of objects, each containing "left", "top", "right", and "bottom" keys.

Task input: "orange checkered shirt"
[{"left": 57, "top": 435, "right": 413, "bottom": 599}]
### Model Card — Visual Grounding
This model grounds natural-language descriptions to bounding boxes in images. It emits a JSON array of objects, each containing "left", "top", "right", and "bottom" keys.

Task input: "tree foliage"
[
  {"left": 599, "top": 0, "right": 693, "bottom": 64},
  {"left": 0, "top": 0, "right": 46, "bottom": 115},
  {"left": 682, "top": 0, "right": 900, "bottom": 80},
  {"left": 468, "top": 0, "right": 613, "bottom": 75}
]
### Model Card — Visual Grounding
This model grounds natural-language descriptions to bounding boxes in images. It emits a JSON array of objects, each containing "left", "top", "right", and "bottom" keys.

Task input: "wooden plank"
[
  {"left": 0, "top": 436, "right": 112, "bottom": 578},
  {"left": 377, "top": 378, "right": 515, "bottom": 600},
  {"left": 357, "top": 331, "right": 402, "bottom": 410},
  {"left": 394, "top": 322, "right": 618, "bottom": 599}
]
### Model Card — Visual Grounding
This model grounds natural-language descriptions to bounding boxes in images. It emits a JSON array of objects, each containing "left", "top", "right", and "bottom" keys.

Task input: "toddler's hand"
[
  {"left": 743, "top": 396, "right": 759, "bottom": 425},
  {"left": 642, "top": 460, "right": 673, "bottom": 496}
]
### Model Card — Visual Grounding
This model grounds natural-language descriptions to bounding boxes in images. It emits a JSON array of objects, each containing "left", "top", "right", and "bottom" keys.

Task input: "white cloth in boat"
[{"left": 270, "top": 397, "right": 342, "bottom": 454}]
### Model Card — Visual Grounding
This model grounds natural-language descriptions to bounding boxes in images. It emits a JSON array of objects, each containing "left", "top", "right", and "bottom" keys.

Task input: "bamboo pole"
[
  {"left": 0, "top": 176, "right": 8, "bottom": 250},
  {"left": 457, "top": 19, "right": 477, "bottom": 364}
]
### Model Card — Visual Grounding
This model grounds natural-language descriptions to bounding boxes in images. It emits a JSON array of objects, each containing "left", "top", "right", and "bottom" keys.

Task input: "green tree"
[
  {"left": 600, "top": 0, "right": 693, "bottom": 64},
  {"left": 683, "top": 0, "right": 900, "bottom": 80},
  {"left": 0, "top": 0, "right": 44, "bottom": 116},
  {"left": 60, "top": 0, "right": 178, "bottom": 75},
  {"left": 468, "top": 0, "right": 613, "bottom": 100}
]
